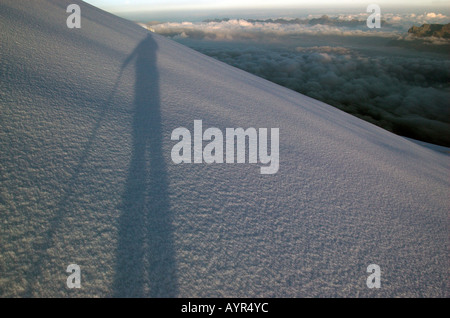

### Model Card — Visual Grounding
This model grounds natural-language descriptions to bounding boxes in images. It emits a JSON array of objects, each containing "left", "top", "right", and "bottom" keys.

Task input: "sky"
[{"left": 84, "top": 0, "right": 450, "bottom": 13}]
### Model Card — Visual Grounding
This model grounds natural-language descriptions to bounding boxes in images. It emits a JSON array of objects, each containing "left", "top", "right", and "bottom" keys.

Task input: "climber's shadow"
[{"left": 114, "top": 33, "right": 178, "bottom": 297}]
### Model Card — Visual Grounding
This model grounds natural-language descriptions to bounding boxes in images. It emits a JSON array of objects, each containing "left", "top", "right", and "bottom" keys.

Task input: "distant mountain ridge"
[{"left": 408, "top": 23, "right": 450, "bottom": 38}]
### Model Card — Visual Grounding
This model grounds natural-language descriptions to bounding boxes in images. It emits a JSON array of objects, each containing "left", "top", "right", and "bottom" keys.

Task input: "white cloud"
[{"left": 150, "top": 19, "right": 401, "bottom": 41}]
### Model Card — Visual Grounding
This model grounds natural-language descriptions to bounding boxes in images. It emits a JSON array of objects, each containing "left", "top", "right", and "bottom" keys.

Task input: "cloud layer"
[{"left": 150, "top": 15, "right": 450, "bottom": 146}]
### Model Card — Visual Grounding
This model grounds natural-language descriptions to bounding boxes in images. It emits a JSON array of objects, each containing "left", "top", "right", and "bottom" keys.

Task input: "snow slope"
[{"left": 0, "top": 0, "right": 448, "bottom": 297}]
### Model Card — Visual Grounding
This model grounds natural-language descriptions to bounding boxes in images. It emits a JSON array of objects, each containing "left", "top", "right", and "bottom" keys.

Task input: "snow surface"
[
  {"left": 404, "top": 138, "right": 450, "bottom": 156},
  {"left": 0, "top": 0, "right": 448, "bottom": 297}
]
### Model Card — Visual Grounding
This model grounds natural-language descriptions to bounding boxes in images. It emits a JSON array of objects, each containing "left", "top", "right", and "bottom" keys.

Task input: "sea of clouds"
[{"left": 150, "top": 12, "right": 450, "bottom": 146}]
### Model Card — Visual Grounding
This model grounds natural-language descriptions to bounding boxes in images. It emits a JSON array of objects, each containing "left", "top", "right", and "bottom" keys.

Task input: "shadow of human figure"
[{"left": 113, "top": 34, "right": 178, "bottom": 297}]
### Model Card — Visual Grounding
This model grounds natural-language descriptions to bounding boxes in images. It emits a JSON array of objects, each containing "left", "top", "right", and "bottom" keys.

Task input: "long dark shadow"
[{"left": 113, "top": 34, "right": 178, "bottom": 297}]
